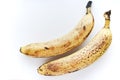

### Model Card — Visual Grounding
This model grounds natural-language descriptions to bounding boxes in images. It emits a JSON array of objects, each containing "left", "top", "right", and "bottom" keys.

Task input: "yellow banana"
[
  {"left": 37, "top": 10, "right": 112, "bottom": 76},
  {"left": 20, "top": 1, "right": 94, "bottom": 57}
]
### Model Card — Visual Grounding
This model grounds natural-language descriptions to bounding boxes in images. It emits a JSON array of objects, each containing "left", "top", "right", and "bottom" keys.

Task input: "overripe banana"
[
  {"left": 20, "top": 1, "right": 94, "bottom": 57},
  {"left": 37, "top": 10, "right": 112, "bottom": 76}
]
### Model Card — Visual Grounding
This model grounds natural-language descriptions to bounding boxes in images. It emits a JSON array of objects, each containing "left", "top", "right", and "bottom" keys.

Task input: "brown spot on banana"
[
  {"left": 47, "top": 63, "right": 60, "bottom": 72},
  {"left": 44, "top": 47, "right": 49, "bottom": 50},
  {"left": 37, "top": 10, "right": 112, "bottom": 76},
  {"left": 20, "top": 1, "right": 94, "bottom": 57},
  {"left": 63, "top": 41, "right": 71, "bottom": 48},
  {"left": 83, "top": 26, "right": 86, "bottom": 30}
]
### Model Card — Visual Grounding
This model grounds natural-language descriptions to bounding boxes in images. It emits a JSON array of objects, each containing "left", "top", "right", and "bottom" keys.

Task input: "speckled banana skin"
[
  {"left": 37, "top": 10, "right": 112, "bottom": 76},
  {"left": 20, "top": 1, "right": 94, "bottom": 57}
]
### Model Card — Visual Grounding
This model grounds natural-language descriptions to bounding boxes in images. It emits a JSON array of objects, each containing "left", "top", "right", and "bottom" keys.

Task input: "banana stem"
[
  {"left": 104, "top": 10, "right": 111, "bottom": 20},
  {"left": 86, "top": 1, "right": 92, "bottom": 8},
  {"left": 86, "top": 1, "right": 92, "bottom": 14},
  {"left": 104, "top": 10, "right": 111, "bottom": 28}
]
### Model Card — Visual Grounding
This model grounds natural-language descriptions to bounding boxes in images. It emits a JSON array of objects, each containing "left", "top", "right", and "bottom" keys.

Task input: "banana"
[
  {"left": 37, "top": 10, "right": 112, "bottom": 76},
  {"left": 20, "top": 1, "right": 94, "bottom": 57}
]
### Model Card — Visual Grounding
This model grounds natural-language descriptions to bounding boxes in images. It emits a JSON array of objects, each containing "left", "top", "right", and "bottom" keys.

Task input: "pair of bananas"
[{"left": 20, "top": 1, "right": 112, "bottom": 76}]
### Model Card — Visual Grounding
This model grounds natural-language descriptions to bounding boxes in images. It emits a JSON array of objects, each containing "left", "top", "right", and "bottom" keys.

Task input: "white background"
[{"left": 0, "top": 0, "right": 119, "bottom": 80}]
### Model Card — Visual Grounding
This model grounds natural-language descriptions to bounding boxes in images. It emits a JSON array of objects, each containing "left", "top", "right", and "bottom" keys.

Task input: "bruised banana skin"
[
  {"left": 38, "top": 10, "right": 112, "bottom": 76},
  {"left": 20, "top": 1, "right": 94, "bottom": 57}
]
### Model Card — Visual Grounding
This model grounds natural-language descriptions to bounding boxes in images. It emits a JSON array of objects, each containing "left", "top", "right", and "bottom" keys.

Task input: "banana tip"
[
  {"left": 20, "top": 47, "right": 23, "bottom": 53},
  {"left": 37, "top": 67, "right": 46, "bottom": 76},
  {"left": 37, "top": 66, "right": 53, "bottom": 76},
  {"left": 37, "top": 67, "right": 42, "bottom": 74},
  {"left": 20, "top": 47, "right": 26, "bottom": 54}
]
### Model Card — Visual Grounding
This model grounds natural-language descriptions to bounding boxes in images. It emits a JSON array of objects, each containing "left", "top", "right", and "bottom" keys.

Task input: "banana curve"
[
  {"left": 37, "top": 10, "right": 112, "bottom": 76},
  {"left": 20, "top": 1, "right": 94, "bottom": 57}
]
